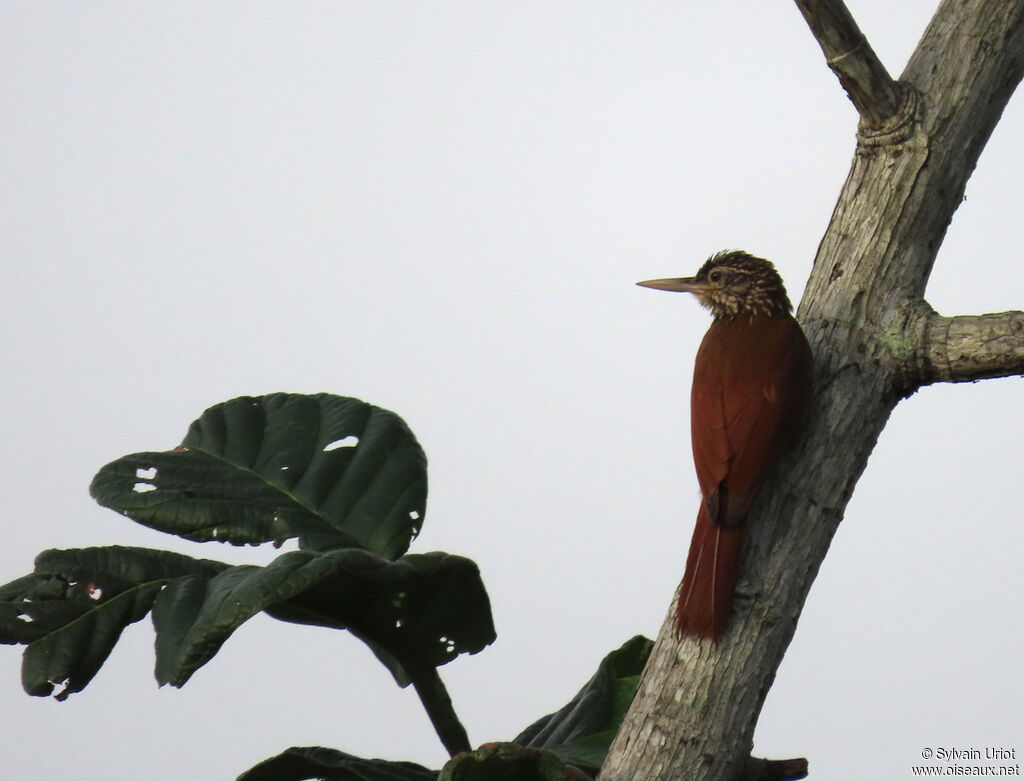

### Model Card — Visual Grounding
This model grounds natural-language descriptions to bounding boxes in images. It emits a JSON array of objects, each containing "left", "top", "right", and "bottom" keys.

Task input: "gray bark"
[{"left": 599, "top": 1, "right": 1024, "bottom": 780}]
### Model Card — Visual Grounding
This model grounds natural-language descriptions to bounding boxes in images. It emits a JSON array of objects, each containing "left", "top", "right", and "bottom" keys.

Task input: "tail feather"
[{"left": 674, "top": 504, "right": 744, "bottom": 640}]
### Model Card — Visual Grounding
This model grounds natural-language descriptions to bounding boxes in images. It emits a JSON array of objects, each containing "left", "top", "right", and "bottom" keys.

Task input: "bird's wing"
[
  {"left": 691, "top": 317, "right": 810, "bottom": 526},
  {"left": 692, "top": 377, "right": 776, "bottom": 525}
]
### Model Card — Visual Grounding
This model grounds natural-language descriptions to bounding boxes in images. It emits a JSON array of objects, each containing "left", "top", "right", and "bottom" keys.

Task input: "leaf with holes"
[
  {"left": 238, "top": 746, "right": 438, "bottom": 781},
  {"left": 150, "top": 548, "right": 494, "bottom": 688},
  {"left": 89, "top": 394, "right": 428, "bottom": 557},
  {"left": 0, "top": 547, "right": 229, "bottom": 700},
  {"left": 264, "top": 549, "right": 495, "bottom": 687}
]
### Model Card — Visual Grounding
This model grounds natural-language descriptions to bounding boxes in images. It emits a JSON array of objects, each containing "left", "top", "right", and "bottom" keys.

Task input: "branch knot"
[{"left": 856, "top": 85, "right": 920, "bottom": 149}]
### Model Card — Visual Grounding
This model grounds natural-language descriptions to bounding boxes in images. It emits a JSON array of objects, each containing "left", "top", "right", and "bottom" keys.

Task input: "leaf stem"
[{"left": 409, "top": 665, "right": 471, "bottom": 757}]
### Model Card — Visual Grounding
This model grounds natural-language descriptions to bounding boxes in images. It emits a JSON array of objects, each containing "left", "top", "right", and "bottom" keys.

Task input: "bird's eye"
[{"left": 708, "top": 270, "right": 725, "bottom": 284}]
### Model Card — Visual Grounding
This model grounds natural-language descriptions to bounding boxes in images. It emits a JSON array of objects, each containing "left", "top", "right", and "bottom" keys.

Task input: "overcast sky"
[{"left": 2, "top": 3, "right": 1021, "bottom": 780}]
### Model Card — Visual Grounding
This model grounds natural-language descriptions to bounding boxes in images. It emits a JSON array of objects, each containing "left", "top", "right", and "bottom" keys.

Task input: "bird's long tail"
[{"left": 674, "top": 504, "right": 744, "bottom": 640}]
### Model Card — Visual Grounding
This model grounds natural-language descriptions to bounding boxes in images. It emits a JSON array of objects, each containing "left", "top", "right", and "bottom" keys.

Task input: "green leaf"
[
  {"left": 264, "top": 549, "right": 495, "bottom": 687},
  {"left": 152, "top": 550, "right": 339, "bottom": 686},
  {"left": 512, "top": 636, "right": 653, "bottom": 773},
  {"left": 438, "top": 743, "right": 592, "bottom": 781},
  {"left": 237, "top": 747, "right": 437, "bottom": 781},
  {"left": 90, "top": 394, "right": 427, "bottom": 557},
  {"left": 0, "top": 547, "right": 228, "bottom": 700},
  {"left": 150, "top": 548, "right": 494, "bottom": 689},
  {"left": 1, "top": 543, "right": 493, "bottom": 697}
]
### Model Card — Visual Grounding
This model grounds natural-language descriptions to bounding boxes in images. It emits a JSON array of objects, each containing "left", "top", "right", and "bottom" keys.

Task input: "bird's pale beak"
[{"left": 636, "top": 276, "right": 705, "bottom": 293}]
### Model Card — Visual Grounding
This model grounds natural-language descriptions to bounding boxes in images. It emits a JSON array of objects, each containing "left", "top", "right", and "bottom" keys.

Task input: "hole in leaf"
[
  {"left": 409, "top": 510, "right": 421, "bottom": 521},
  {"left": 132, "top": 482, "right": 157, "bottom": 493},
  {"left": 394, "top": 619, "right": 403, "bottom": 629},
  {"left": 16, "top": 613, "right": 33, "bottom": 623},
  {"left": 323, "top": 435, "right": 359, "bottom": 452},
  {"left": 50, "top": 679, "right": 70, "bottom": 698},
  {"left": 280, "top": 465, "right": 289, "bottom": 471},
  {"left": 135, "top": 467, "right": 157, "bottom": 479},
  {"left": 87, "top": 583, "right": 103, "bottom": 601}
]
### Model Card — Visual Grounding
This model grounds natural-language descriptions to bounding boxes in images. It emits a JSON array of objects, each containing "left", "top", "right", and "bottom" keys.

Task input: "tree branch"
[
  {"left": 921, "top": 310, "right": 1024, "bottom": 385},
  {"left": 793, "top": 0, "right": 902, "bottom": 126},
  {"left": 741, "top": 756, "right": 809, "bottom": 781},
  {"left": 603, "top": 2, "right": 1024, "bottom": 780}
]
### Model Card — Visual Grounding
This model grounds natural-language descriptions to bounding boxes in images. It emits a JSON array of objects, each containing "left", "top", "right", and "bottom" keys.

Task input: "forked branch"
[
  {"left": 793, "top": 0, "right": 902, "bottom": 126},
  {"left": 601, "top": 2, "right": 1024, "bottom": 780}
]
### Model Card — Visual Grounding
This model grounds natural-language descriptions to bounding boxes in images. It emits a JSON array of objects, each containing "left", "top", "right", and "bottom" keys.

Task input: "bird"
[{"left": 638, "top": 251, "right": 813, "bottom": 640}]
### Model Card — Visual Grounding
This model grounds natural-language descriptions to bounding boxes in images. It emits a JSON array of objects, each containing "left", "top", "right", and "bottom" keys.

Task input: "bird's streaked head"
[{"left": 637, "top": 250, "right": 793, "bottom": 319}]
